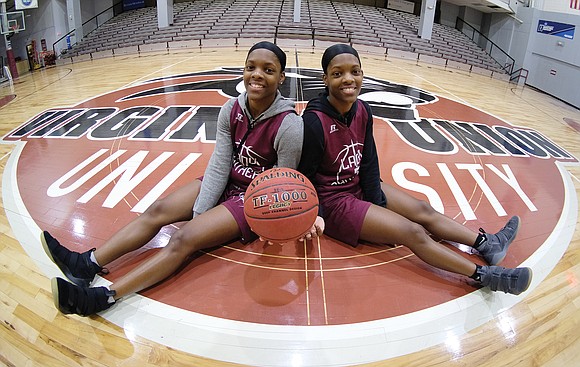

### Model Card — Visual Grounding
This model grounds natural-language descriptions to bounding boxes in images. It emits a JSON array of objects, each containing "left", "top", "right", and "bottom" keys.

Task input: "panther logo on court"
[{"left": 2, "top": 67, "right": 578, "bottom": 329}]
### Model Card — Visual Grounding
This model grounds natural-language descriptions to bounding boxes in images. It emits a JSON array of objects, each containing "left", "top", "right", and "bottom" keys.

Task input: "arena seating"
[{"left": 62, "top": 0, "right": 506, "bottom": 74}]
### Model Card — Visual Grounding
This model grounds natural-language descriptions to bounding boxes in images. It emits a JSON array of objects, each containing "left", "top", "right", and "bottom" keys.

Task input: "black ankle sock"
[
  {"left": 470, "top": 264, "right": 483, "bottom": 281},
  {"left": 474, "top": 233, "right": 486, "bottom": 249}
]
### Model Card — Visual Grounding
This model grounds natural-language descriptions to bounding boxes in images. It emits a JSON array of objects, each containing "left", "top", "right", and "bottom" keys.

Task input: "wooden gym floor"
[{"left": 0, "top": 46, "right": 579, "bottom": 366}]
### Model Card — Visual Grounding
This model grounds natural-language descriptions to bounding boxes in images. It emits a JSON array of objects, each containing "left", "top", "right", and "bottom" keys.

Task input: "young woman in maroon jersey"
[
  {"left": 298, "top": 44, "right": 532, "bottom": 295},
  {"left": 42, "top": 41, "right": 321, "bottom": 316}
]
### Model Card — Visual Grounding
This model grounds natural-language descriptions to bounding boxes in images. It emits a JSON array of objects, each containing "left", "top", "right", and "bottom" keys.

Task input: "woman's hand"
[
  {"left": 259, "top": 216, "right": 325, "bottom": 245},
  {"left": 298, "top": 216, "right": 325, "bottom": 242},
  {"left": 259, "top": 237, "right": 278, "bottom": 246}
]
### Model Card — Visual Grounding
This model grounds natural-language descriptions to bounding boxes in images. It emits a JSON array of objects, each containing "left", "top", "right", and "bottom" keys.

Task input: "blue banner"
[
  {"left": 123, "top": 0, "right": 145, "bottom": 11},
  {"left": 537, "top": 20, "right": 575, "bottom": 39}
]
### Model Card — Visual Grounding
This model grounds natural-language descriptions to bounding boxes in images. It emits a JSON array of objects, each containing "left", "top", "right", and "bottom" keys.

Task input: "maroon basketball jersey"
[
  {"left": 311, "top": 100, "right": 369, "bottom": 202},
  {"left": 227, "top": 100, "right": 292, "bottom": 193}
]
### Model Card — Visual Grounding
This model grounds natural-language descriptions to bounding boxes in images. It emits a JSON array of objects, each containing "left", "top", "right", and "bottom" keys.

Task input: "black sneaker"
[
  {"left": 51, "top": 277, "right": 116, "bottom": 316},
  {"left": 41, "top": 231, "right": 105, "bottom": 287},
  {"left": 476, "top": 216, "right": 520, "bottom": 265},
  {"left": 476, "top": 265, "right": 532, "bottom": 295}
]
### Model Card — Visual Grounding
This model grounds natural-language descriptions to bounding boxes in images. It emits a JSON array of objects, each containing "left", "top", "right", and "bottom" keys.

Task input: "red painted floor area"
[
  {"left": 18, "top": 127, "right": 558, "bottom": 325},
  {"left": 564, "top": 117, "right": 580, "bottom": 133},
  {"left": 0, "top": 94, "right": 16, "bottom": 108},
  {"left": 8, "top": 74, "right": 573, "bottom": 327}
]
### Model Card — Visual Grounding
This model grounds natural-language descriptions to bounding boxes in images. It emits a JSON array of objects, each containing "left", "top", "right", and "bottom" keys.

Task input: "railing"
[
  {"left": 274, "top": 25, "right": 352, "bottom": 47},
  {"left": 509, "top": 67, "right": 528, "bottom": 84},
  {"left": 455, "top": 17, "right": 515, "bottom": 75},
  {"left": 52, "top": 1, "right": 124, "bottom": 58}
]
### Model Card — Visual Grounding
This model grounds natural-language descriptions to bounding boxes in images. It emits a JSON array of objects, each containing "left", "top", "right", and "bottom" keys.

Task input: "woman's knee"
[
  {"left": 415, "top": 199, "right": 437, "bottom": 216},
  {"left": 141, "top": 198, "right": 173, "bottom": 222},
  {"left": 164, "top": 229, "right": 200, "bottom": 258},
  {"left": 146, "top": 198, "right": 167, "bottom": 215},
  {"left": 405, "top": 222, "right": 430, "bottom": 245},
  {"left": 410, "top": 200, "right": 442, "bottom": 227}
]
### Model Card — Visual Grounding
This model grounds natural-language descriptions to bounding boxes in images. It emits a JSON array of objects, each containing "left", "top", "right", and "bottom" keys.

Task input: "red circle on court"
[{"left": 4, "top": 68, "right": 576, "bottom": 325}]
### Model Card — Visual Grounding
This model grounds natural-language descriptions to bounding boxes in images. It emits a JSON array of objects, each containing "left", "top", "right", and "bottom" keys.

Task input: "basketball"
[{"left": 244, "top": 167, "right": 319, "bottom": 243}]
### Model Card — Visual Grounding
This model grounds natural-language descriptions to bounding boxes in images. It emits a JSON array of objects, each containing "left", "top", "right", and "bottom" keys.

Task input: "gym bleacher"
[{"left": 62, "top": 0, "right": 506, "bottom": 75}]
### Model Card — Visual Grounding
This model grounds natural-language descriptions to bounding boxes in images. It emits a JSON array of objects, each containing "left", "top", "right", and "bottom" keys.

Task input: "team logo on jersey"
[
  {"left": 333, "top": 140, "right": 363, "bottom": 185},
  {"left": 3, "top": 67, "right": 578, "bottom": 331}
]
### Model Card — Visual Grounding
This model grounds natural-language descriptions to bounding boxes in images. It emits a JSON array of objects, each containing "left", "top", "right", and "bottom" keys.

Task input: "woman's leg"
[
  {"left": 94, "top": 180, "right": 202, "bottom": 266},
  {"left": 381, "top": 182, "right": 478, "bottom": 246},
  {"left": 51, "top": 204, "right": 242, "bottom": 315},
  {"left": 42, "top": 180, "right": 204, "bottom": 288},
  {"left": 110, "top": 204, "right": 240, "bottom": 298},
  {"left": 380, "top": 183, "right": 521, "bottom": 266},
  {"left": 358, "top": 205, "right": 532, "bottom": 295},
  {"left": 360, "top": 204, "right": 476, "bottom": 276}
]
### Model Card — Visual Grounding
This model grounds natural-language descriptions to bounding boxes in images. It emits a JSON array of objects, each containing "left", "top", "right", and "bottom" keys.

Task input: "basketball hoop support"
[{"left": 0, "top": 8, "right": 23, "bottom": 78}]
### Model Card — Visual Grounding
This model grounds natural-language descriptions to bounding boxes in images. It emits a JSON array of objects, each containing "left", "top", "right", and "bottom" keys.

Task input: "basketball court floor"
[{"left": 0, "top": 46, "right": 579, "bottom": 366}]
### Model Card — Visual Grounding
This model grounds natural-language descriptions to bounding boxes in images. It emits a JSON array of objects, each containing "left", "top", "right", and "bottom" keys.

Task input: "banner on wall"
[
  {"left": 537, "top": 20, "right": 575, "bottom": 39},
  {"left": 571, "top": 0, "right": 580, "bottom": 10},
  {"left": 123, "top": 0, "right": 146, "bottom": 11},
  {"left": 15, "top": 0, "right": 38, "bottom": 10}
]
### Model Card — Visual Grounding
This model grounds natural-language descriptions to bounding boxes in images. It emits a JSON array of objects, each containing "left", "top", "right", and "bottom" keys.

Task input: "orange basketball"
[{"left": 244, "top": 167, "right": 319, "bottom": 243}]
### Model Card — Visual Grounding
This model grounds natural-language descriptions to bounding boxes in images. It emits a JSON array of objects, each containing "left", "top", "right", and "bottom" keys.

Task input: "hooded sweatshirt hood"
[
  {"left": 304, "top": 91, "right": 358, "bottom": 127},
  {"left": 237, "top": 90, "right": 296, "bottom": 128}
]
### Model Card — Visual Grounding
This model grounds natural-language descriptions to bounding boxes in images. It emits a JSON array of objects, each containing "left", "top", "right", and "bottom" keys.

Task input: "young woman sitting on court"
[
  {"left": 297, "top": 44, "right": 532, "bottom": 295},
  {"left": 43, "top": 41, "right": 321, "bottom": 316}
]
